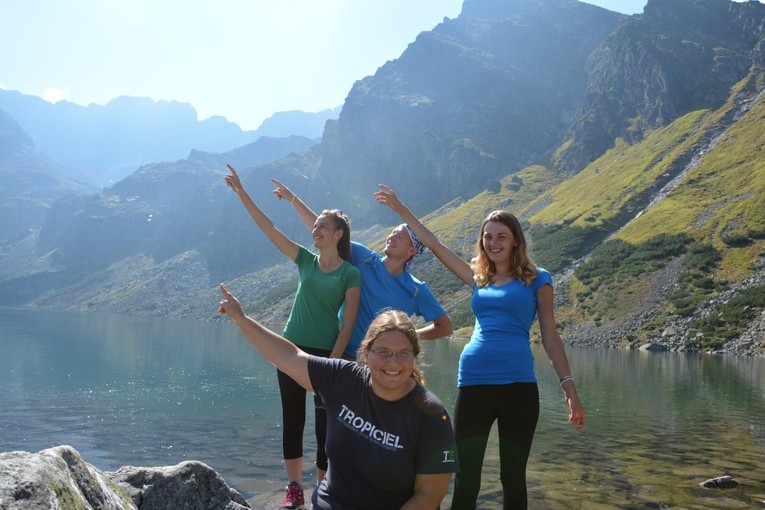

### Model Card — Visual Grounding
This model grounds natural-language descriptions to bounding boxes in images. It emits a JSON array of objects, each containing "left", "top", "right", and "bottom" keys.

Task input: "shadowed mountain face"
[
  {"left": 32, "top": 137, "right": 320, "bottom": 280},
  {"left": 0, "top": 109, "right": 94, "bottom": 240},
  {"left": 558, "top": 0, "right": 765, "bottom": 171},
  {"left": 319, "top": 0, "right": 624, "bottom": 222}
]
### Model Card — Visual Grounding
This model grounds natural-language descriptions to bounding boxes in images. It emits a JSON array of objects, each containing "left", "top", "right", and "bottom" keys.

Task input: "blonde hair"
[
  {"left": 356, "top": 310, "right": 424, "bottom": 385},
  {"left": 471, "top": 210, "right": 538, "bottom": 287}
]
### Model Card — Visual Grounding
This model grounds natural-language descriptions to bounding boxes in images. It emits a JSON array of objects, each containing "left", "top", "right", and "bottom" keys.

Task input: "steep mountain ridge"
[
  {"left": 320, "top": 0, "right": 623, "bottom": 221},
  {"left": 0, "top": 0, "right": 763, "bottom": 355},
  {"left": 557, "top": 0, "right": 765, "bottom": 170}
]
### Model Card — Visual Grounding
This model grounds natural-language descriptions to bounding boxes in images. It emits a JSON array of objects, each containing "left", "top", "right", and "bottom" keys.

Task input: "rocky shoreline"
[{"left": 560, "top": 258, "right": 765, "bottom": 357}]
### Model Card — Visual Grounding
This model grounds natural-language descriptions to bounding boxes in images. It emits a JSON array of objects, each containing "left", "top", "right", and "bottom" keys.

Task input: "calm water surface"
[{"left": 1, "top": 307, "right": 764, "bottom": 509}]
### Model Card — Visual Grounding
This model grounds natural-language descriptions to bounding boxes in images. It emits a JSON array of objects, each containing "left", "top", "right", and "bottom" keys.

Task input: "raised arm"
[
  {"left": 271, "top": 178, "right": 319, "bottom": 232},
  {"left": 375, "top": 184, "right": 474, "bottom": 287},
  {"left": 218, "top": 283, "right": 312, "bottom": 392},
  {"left": 537, "top": 284, "right": 586, "bottom": 431},
  {"left": 225, "top": 165, "right": 299, "bottom": 260}
]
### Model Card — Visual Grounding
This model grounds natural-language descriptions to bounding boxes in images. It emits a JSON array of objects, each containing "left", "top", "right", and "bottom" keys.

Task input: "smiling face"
[
  {"left": 366, "top": 329, "right": 417, "bottom": 401},
  {"left": 481, "top": 220, "right": 516, "bottom": 267},
  {"left": 383, "top": 225, "right": 416, "bottom": 260},
  {"left": 312, "top": 213, "right": 342, "bottom": 251}
]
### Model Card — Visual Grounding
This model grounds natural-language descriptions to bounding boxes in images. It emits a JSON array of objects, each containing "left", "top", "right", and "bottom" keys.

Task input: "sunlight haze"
[{"left": 0, "top": 0, "right": 759, "bottom": 131}]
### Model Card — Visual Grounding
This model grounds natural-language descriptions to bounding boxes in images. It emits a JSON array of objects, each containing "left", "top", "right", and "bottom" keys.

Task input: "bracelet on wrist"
[
  {"left": 559, "top": 375, "right": 574, "bottom": 386},
  {"left": 290, "top": 195, "right": 297, "bottom": 204}
]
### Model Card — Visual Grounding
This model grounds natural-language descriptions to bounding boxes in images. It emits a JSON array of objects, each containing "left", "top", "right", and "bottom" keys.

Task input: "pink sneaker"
[{"left": 279, "top": 481, "right": 305, "bottom": 510}]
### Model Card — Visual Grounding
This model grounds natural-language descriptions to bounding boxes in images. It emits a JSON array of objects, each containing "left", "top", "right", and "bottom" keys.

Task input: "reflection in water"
[{"left": 1, "top": 308, "right": 764, "bottom": 509}]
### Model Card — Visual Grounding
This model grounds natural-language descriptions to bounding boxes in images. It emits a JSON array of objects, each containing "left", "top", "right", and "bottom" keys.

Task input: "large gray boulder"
[
  {"left": 110, "top": 460, "right": 251, "bottom": 510},
  {"left": 0, "top": 445, "right": 250, "bottom": 510}
]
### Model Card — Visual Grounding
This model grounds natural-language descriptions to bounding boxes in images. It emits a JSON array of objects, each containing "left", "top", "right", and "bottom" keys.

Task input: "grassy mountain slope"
[{"left": 386, "top": 75, "right": 764, "bottom": 354}]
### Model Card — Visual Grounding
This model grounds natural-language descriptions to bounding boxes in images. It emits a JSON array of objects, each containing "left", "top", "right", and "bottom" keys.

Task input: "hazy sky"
[{"left": 0, "top": 0, "right": 754, "bottom": 131}]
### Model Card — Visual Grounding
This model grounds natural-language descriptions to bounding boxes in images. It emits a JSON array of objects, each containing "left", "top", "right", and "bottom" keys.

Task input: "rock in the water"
[
  {"left": 0, "top": 445, "right": 251, "bottom": 510},
  {"left": 699, "top": 475, "right": 739, "bottom": 489}
]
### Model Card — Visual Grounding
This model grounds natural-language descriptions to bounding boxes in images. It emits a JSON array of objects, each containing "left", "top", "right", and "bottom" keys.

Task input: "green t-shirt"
[{"left": 283, "top": 246, "right": 361, "bottom": 350}]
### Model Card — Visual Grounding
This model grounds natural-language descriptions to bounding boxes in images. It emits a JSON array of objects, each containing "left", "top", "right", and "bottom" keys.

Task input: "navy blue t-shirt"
[{"left": 308, "top": 356, "right": 458, "bottom": 509}]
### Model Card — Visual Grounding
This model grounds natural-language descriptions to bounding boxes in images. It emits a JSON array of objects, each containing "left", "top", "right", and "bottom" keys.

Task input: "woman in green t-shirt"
[{"left": 225, "top": 164, "right": 361, "bottom": 510}]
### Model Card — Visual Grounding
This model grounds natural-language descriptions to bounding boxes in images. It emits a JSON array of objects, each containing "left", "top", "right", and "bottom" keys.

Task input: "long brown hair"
[
  {"left": 356, "top": 309, "right": 424, "bottom": 384},
  {"left": 471, "top": 210, "right": 537, "bottom": 287},
  {"left": 320, "top": 209, "right": 351, "bottom": 261}
]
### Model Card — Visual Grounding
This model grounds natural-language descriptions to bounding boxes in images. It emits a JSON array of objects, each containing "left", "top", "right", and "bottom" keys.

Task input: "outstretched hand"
[
  {"left": 271, "top": 178, "right": 296, "bottom": 203},
  {"left": 218, "top": 283, "right": 244, "bottom": 320},
  {"left": 224, "top": 164, "right": 243, "bottom": 194},
  {"left": 374, "top": 184, "right": 405, "bottom": 214}
]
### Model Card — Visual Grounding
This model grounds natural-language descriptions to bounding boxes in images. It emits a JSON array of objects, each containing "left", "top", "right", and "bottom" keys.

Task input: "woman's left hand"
[
  {"left": 374, "top": 184, "right": 405, "bottom": 213},
  {"left": 566, "top": 394, "right": 586, "bottom": 431}
]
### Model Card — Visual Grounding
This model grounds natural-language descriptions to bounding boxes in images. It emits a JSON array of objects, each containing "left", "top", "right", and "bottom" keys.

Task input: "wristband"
[
  {"left": 559, "top": 375, "right": 574, "bottom": 386},
  {"left": 290, "top": 195, "right": 297, "bottom": 204}
]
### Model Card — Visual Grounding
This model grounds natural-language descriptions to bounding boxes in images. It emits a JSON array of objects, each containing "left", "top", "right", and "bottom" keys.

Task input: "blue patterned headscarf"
[{"left": 402, "top": 224, "right": 426, "bottom": 271}]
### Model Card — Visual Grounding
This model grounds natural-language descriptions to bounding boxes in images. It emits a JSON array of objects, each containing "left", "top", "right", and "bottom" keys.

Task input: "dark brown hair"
[{"left": 320, "top": 209, "right": 351, "bottom": 261}]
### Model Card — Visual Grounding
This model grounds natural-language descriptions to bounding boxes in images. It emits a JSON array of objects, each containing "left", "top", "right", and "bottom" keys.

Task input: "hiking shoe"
[{"left": 279, "top": 481, "right": 305, "bottom": 510}]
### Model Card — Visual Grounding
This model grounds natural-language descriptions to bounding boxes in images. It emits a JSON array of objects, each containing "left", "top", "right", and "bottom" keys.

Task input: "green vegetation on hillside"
[
  {"left": 519, "top": 110, "right": 713, "bottom": 271},
  {"left": 569, "top": 234, "right": 693, "bottom": 323},
  {"left": 690, "top": 284, "right": 765, "bottom": 350},
  {"left": 575, "top": 234, "right": 692, "bottom": 288},
  {"left": 615, "top": 75, "right": 765, "bottom": 280},
  {"left": 528, "top": 111, "right": 711, "bottom": 228},
  {"left": 528, "top": 222, "right": 606, "bottom": 272},
  {"left": 667, "top": 243, "right": 725, "bottom": 317}
]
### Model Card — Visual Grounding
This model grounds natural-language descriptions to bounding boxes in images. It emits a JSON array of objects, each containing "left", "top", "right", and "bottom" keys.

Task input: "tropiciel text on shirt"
[{"left": 338, "top": 404, "right": 403, "bottom": 449}]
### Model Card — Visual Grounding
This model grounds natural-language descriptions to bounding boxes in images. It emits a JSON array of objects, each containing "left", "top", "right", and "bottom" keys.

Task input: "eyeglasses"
[{"left": 369, "top": 348, "right": 415, "bottom": 361}]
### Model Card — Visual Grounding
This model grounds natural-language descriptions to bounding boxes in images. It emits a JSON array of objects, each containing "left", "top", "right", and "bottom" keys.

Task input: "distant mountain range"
[
  {"left": 0, "top": 90, "right": 337, "bottom": 187},
  {"left": 0, "top": 0, "right": 763, "bottom": 355}
]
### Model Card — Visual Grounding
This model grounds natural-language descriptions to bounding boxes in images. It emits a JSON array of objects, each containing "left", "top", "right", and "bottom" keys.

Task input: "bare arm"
[
  {"left": 401, "top": 473, "right": 452, "bottom": 510},
  {"left": 416, "top": 313, "right": 453, "bottom": 340},
  {"left": 329, "top": 286, "right": 360, "bottom": 358},
  {"left": 271, "top": 178, "right": 319, "bottom": 231},
  {"left": 537, "top": 284, "right": 586, "bottom": 431},
  {"left": 218, "top": 283, "right": 313, "bottom": 392},
  {"left": 375, "top": 184, "right": 474, "bottom": 287},
  {"left": 225, "top": 165, "right": 299, "bottom": 260}
]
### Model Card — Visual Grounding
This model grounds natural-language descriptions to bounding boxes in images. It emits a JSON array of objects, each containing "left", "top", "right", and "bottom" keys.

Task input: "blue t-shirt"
[
  {"left": 343, "top": 242, "right": 446, "bottom": 358},
  {"left": 458, "top": 268, "right": 553, "bottom": 387}
]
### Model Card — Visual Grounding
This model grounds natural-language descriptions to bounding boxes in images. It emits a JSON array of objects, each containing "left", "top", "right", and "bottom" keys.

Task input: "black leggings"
[
  {"left": 277, "top": 346, "right": 331, "bottom": 471},
  {"left": 450, "top": 383, "right": 539, "bottom": 510}
]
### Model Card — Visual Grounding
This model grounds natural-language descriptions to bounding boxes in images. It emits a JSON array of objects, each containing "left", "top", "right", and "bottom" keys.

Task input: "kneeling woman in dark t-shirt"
[{"left": 218, "top": 284, "right": 458, "bottom": 509}]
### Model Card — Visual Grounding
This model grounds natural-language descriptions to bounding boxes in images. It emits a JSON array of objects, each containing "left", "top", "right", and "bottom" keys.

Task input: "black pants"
[
  {"left": 450, "top": 383, "right": 539, "bottom": 510},
  {"left": 277, "top": 346, "right": 331, "bottom": 471}
]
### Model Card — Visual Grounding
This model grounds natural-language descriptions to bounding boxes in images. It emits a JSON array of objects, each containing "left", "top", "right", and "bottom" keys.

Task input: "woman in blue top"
[
  {"left": 225, "top": 164, "right": 361, "bottom": 510},
  {"left": 376, "top": 184, "right": 586, "bottom": 510}
]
